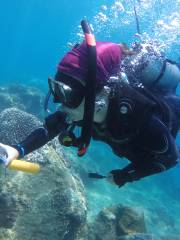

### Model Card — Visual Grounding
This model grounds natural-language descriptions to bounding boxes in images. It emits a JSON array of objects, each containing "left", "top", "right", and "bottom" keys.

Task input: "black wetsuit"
[{"left": 13, "top": 83, "right": 180, "bottom": 187}]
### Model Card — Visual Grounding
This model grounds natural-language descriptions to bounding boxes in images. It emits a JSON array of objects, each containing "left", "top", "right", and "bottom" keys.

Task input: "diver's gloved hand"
[
  {"left": 107, "top": 169, "right": 127, "bottom": 188},
  {"left": 58, "top": 131, "right": 79, "bottom": 147},
  {"left": 0, "top": 143, "right": 19, "bottom": 166}
]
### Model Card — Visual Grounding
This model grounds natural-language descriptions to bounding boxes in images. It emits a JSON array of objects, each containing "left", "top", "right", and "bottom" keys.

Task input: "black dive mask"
[{"left": 48, "top": 77, "right": 84, "bottom": 108}]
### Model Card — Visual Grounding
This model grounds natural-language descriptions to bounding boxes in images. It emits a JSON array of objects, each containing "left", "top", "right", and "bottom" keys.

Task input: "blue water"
[
  {"left": 0, "top": 0, "right": 100, "bottom": 87},
  {"left": 0, "top": 0, "right": 180, "bottom": 237},
  {"left": 0, "top": 0, "right": 179, "bottom": 85}
]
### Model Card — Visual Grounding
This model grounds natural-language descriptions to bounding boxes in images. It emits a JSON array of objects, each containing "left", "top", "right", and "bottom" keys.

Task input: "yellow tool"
[
  {"left": 0, "top": 146, "right": 40, "bottom": 174},
  {"left": 8, "top": 159, "right": 40, "bottom": 174}
]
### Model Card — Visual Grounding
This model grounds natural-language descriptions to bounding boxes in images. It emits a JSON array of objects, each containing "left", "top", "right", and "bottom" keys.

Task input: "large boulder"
[
  {"left": 87, "top": 204, "right": 147, "bottom": 240},
  {"left": 0, "top": 109, "right": 87, "bottom": 240}
]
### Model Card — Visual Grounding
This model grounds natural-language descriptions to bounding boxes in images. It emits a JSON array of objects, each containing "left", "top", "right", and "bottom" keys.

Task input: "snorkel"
[{"left": 77, "top": 19, "right": 97, "bottom": 156}]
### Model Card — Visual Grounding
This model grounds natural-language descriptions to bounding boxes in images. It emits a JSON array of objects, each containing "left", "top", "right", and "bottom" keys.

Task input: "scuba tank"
[
  {"left": 124, "top": 42, "right": 180, "bottom": 93},
  {"left": 0, "top": 146, "right": 40, "bottom": 174},
  {"left": 140, "top": 58, "right": 180, "bottom": 93}
]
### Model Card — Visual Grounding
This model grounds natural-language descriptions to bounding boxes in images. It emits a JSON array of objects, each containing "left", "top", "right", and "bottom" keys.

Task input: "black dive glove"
[
  {"left": 107, "top": 164, "right": 141, "bottom": 187},
  {"left": 108, "top": 169, "right": 130, "bottom": 187},
  {"left": 58, "top": 131, "right": 80, "bottom": 147}
]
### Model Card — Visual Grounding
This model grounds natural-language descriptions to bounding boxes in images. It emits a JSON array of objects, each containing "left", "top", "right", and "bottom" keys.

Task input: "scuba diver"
[{"left": 0, "top": 20, "right": 180, "bottom": 188}]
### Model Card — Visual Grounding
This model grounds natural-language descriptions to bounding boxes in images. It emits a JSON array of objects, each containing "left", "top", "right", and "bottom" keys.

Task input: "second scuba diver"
[{"left": 1, "top": 20, "right": 180, "bottom": 188}]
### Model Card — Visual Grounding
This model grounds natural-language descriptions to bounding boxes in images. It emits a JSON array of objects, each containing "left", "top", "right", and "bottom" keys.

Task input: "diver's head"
[
  {"left": 48, "top": 74, "right": 85, "bottom": 109},
  {"left": 48, "top": 71, "right": 110, "bottom": 123}
]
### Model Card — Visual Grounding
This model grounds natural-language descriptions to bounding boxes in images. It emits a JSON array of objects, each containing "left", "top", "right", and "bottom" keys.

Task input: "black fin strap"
[{"left": 44, "top": 90, "right": 51, "bottom": 113}]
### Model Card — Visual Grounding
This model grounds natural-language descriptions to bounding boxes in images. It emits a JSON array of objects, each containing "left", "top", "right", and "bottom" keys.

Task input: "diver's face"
[
  {"left": 61, "top": 87, "right": 110, "bottom": 123},
  {"left": 61, "top": 99, "right": 85, "bottom": 122}
]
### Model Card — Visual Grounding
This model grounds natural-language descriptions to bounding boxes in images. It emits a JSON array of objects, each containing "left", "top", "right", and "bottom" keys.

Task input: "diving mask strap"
[
  {"left": 44, "top": 76, "right": 56, "bottom": 113},
  {"left": 44, "top": 89, "right": 52, "bottom": 113}
]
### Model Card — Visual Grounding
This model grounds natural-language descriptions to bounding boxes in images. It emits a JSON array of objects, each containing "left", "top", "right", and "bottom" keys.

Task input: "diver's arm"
[
  {"left": 12, "top": 111, "right": 69, "bottom": 158},
  {"left": 108, "top": 163, "right": 162, "bottom": 187},
  {"left": 108, "top": 116, "right": 179, "bottom": 187},
  {"left": 109, "top": 137, "right": 179, "bottom": 187},
  {"left": 108, "top": 158, "right": 178, "bottom": 187}
]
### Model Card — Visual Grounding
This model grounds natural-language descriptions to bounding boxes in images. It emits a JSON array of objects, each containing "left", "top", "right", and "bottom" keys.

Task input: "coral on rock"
[
  {"left": 0, "top": 108, "right": 42, "bottom": 145},
  {"left": 0, "top": 108, "right": 87, "bottom": 240}
]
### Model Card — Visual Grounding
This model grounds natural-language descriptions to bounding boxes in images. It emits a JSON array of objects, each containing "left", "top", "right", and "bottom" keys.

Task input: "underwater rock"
[
  {"left": 0, "top": 146, "right": 87, "bottom": 240},
  {"left": 119, "top": 234, "right": 180, "bottom": 240},
  {"left": 0, "top": 107, "right": 42, "bottom": 145},
  {"left": 118, "top": 233, "right": 154, "bottom": 240},
  {"left": 8, "top": 84, "right": 45, "bottom": 117},
  {"left": 0, "top": 108, "right": 87, "bottom": 240},
  {"left": 159, "top": 236, "right": 180, "bottom": 240},
  {"left": 0, "top": 84, "right": 45, "bottom": 118},
  {"left": 87, "top": 204, "right": 147, "bottom": 240},
  {"left": 0, "top": 92, "right": 16, "bottom": 112},
  {"left": 0, "top": 193, "right": 18, "bottom": 229}
]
